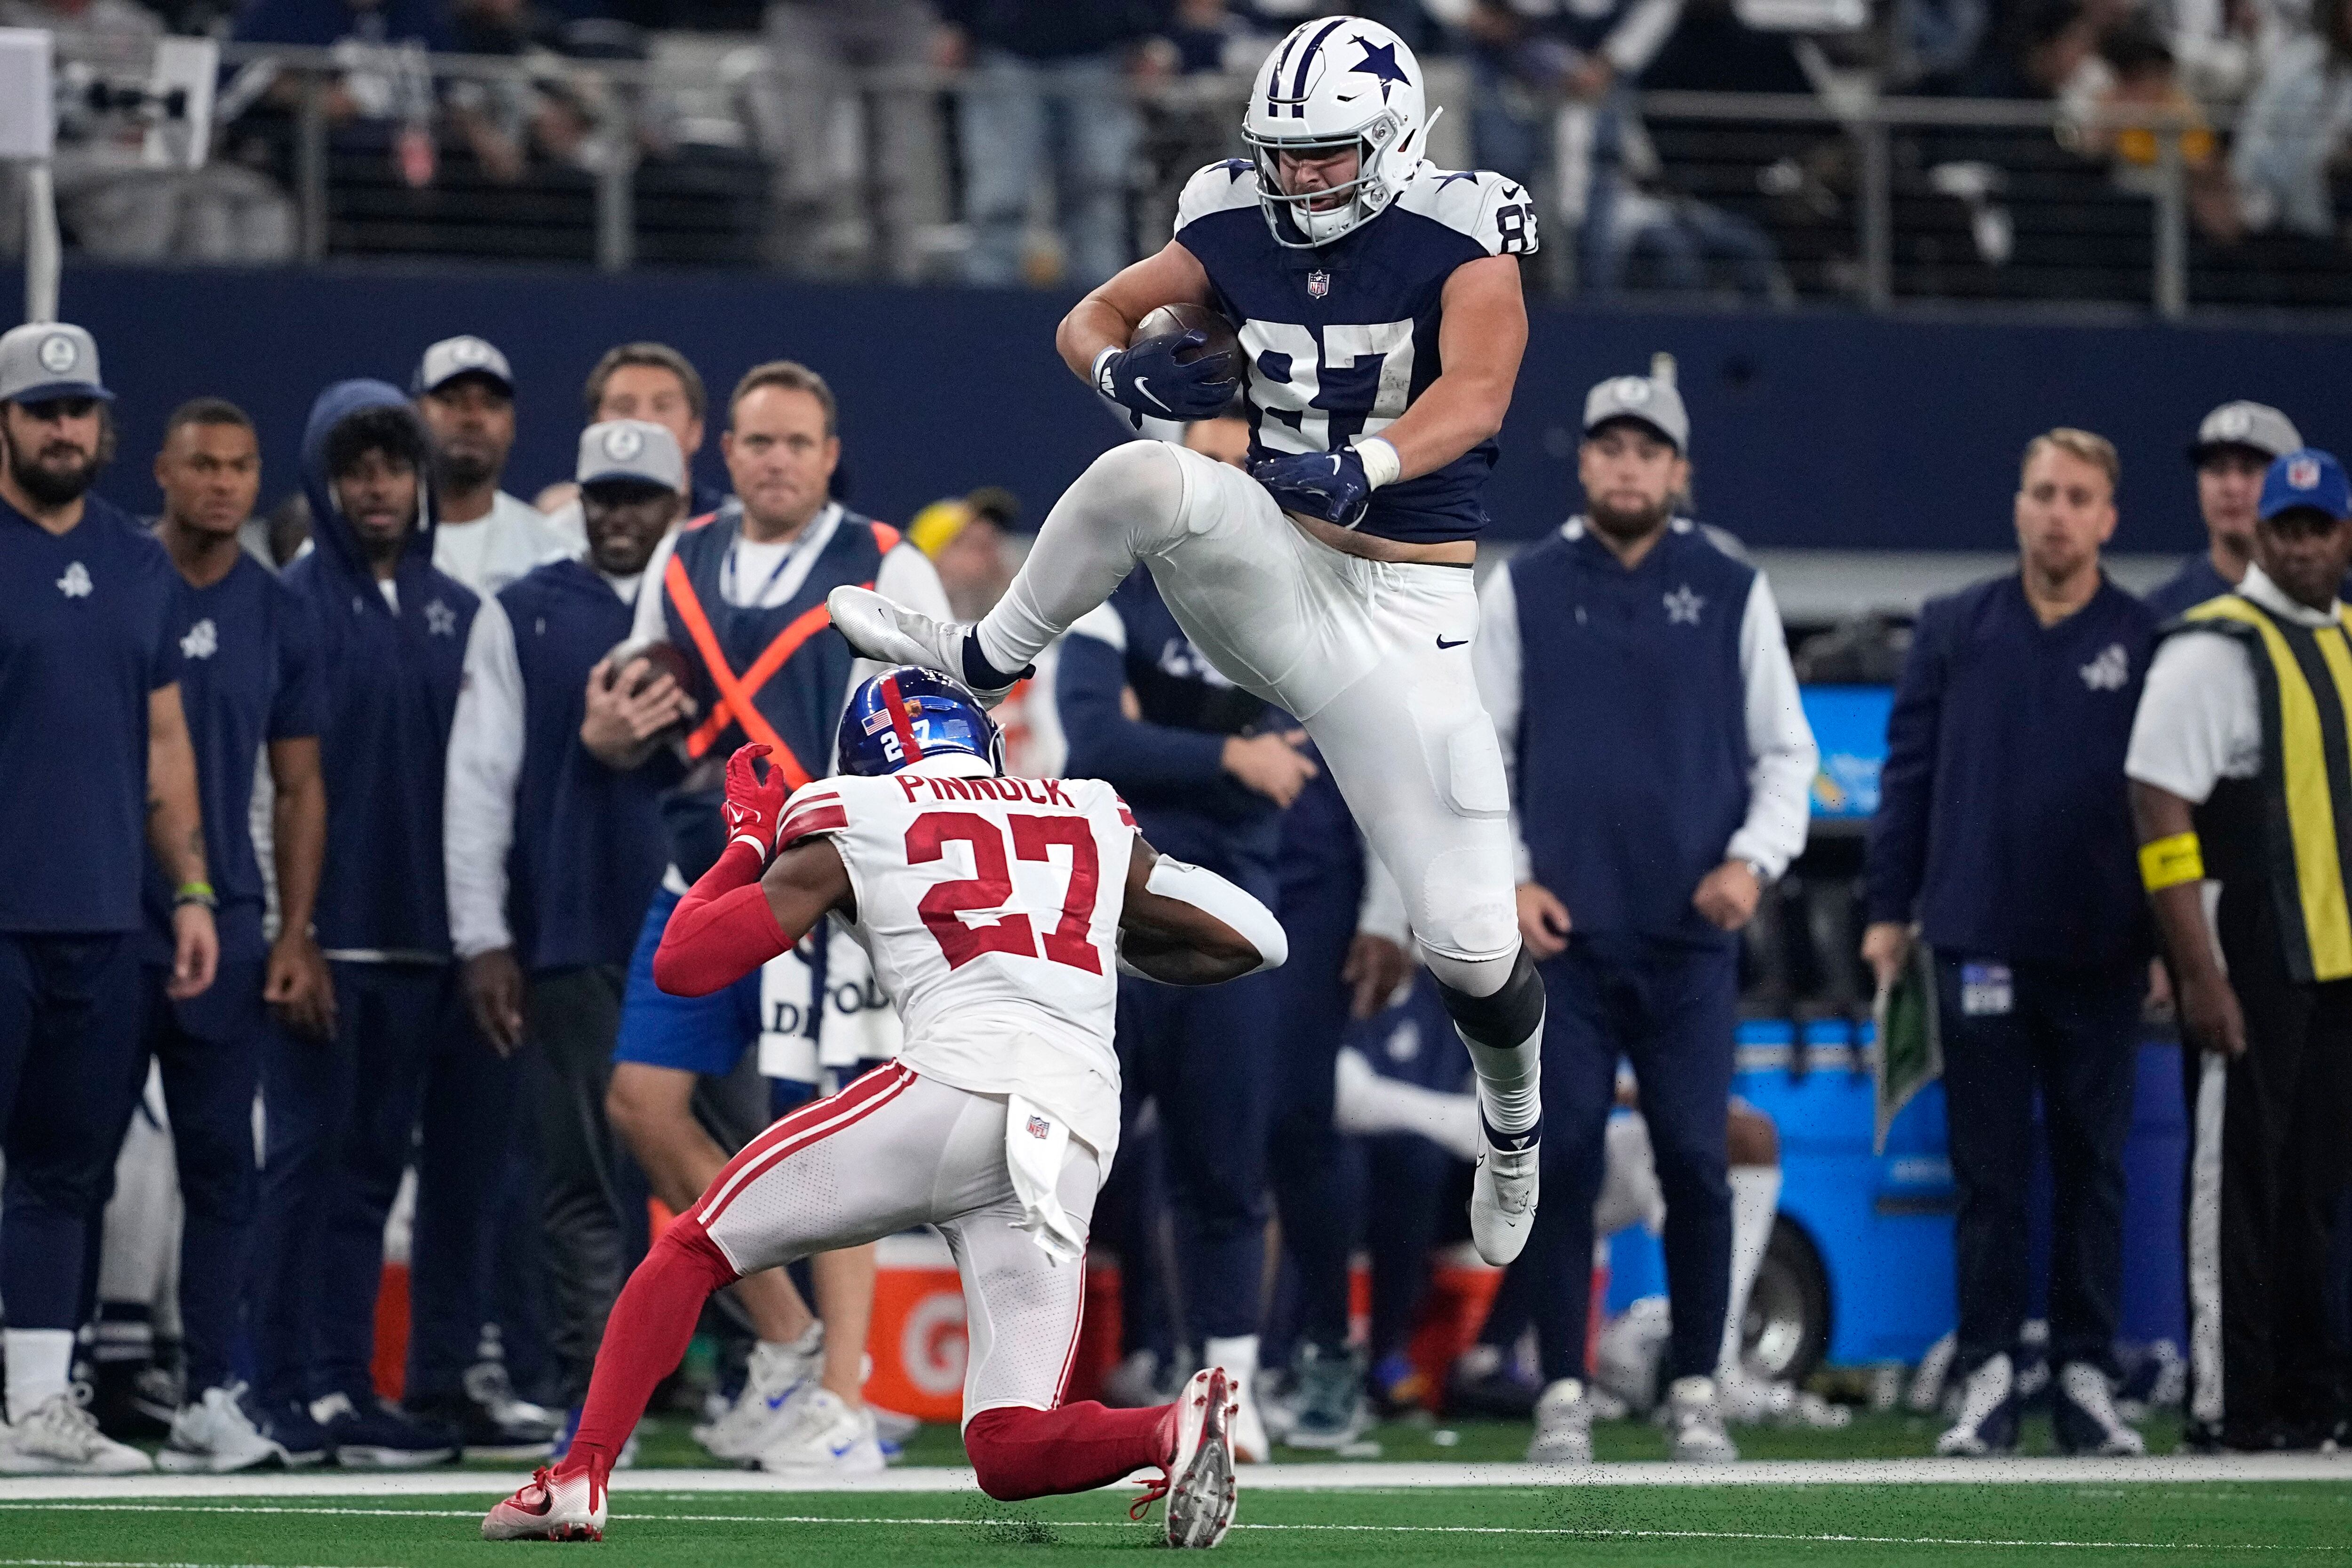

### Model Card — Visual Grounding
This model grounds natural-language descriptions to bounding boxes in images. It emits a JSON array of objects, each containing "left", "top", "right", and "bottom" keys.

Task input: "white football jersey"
[{"left": 776, "top": 754, "right": 1136, "bottom": 1159}]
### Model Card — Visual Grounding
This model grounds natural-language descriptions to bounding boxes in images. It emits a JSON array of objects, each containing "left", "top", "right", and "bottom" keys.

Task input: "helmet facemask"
[{"left": 1245, "top": 108, "right": 1410, "bottom": 248}]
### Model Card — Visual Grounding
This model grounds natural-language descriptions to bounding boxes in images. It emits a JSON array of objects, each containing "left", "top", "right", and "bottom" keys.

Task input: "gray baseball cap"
[
  {"left": 2191, "top": 400, "right": 2300, "bottom": 463},
  {"left": 413, "top": 334, "right": 514, "bottom": 397},
  {"left": 0, "top": 322, "right": 111, "bottom": 404},
  {"left": 1583, "top": 374, "right": 1687, "bottom": 454},
  {"left": 577, "top": 419, "right": 683, "bottom": 491}
]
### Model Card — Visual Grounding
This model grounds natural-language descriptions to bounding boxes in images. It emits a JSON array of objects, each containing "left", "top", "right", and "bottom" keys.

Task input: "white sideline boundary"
[{"left": 0, "top": 1453, "right": 2345, "bottom": 1501}]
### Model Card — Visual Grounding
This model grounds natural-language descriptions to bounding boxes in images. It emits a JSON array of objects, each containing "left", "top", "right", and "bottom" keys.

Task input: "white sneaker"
[
  {"left": 0, "top": 1389, "right": 154, "bottom": 1474},
  {"left": 1665, "top": 1376, "right": 1738, "bottom": 1463},
  {"left": 755, "top": 1387, "right": 884, "bottom": 1477},
  {"left": 158, "top": 1383, "right": 285, "bottom": 1473},
  {"left": 1157, "top": 1368, "right": 1240, "bottom": 1550},
  {"left": 825, "top": 586, "right": 1019, "bottom": 706},
  {"left": 1228, "top": 1370, "right": 1270, "bottom": 1465},
  {"left": 1526, "top": 1377, "right": 1594, "bottom": 1464},
  {"left": 693, "top": 1331, "right": 821, "bottom": 1460},
  {"left": 481, "top": 1466, "right": 607, "bottom": 1542},
  {"left": 2055, "top": 1362, "right": 2146, "bottom": 1457},
  {"left": 1469, "top": 1120, "right": 1540, "bottom": 1266},
  {"left": 1935, "top": 1353, "right": 2018, "bottom": 1457}
]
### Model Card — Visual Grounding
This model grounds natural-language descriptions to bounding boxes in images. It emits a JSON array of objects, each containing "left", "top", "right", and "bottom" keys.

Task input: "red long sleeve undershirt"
[{"left": 651, "top": 839, "right": 796, "bottom": 997}]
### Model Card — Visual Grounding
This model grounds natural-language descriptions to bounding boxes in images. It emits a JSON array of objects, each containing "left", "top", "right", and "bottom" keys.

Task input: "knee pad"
[{"left": 1432, "top": 947, "right": 1543, "bottom": 1050}]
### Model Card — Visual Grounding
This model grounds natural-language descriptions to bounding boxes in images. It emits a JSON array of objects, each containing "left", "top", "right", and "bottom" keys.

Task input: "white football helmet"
[{"left": 1242, "top": 16, "right": 1432, "bottom": 249}]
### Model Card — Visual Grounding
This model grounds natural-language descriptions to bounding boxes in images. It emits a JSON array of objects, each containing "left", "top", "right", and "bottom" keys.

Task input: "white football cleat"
[
  {"left": 0, "top": 1389, "right": 154, "bottom": 1475},
  {"left": 158, "top": 1383, "right": 286, "bottom": 1473},
  {"left": 824, "top": 586, "right": 1021, "bottom": 707},
  {"left": 755, "top": 1388, "right": 885, "bottom": 1477},
  {"left": 1146, "top": 1368, "right": 1240, "bottom": 1550},
  {"left": 1665, "top": 1376, "right": 1739, "bottom": 1463},
  {"left": 482, "top": 1466, "right": 607, "bottom": 1542},
  {"left": 692, "top": 1332, "right": 820, "bottom": 1460},
  {"left": 1468, "top": 1119, "right": 1540, "bottom": 1266}
]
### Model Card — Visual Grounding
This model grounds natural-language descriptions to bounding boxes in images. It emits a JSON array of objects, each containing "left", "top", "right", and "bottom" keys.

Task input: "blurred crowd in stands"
[{"left": 2, "top": 0, "right": 2351, "bottom": 296}]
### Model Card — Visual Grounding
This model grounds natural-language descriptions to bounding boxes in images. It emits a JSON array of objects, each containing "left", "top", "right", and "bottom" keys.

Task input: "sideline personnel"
[
  {"left": 1473, "top": 372, "right": 1815, "bottom": 1465},
  {"left": 0, "top": 323, "right": 215, "bottom": 1477},
  {"left": 2127, "top": 447, "right": 2352, "bottom": 1452},
  {"left": 1864, "top": 428, "right": 2156, "bottom": 1460},
  {"left": 2144, "top": 401, "right": 2303, "bottom": 619}
]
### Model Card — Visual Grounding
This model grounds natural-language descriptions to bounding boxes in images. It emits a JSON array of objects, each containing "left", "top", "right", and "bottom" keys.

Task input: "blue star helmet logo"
[{"left": 1350, "top": 39, "right": 1411, "bottom": 102}]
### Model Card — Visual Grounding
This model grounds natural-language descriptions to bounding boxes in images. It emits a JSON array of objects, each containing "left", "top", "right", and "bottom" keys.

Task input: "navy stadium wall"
[{"left": 22, "top": 261, "right": 2352, "bottom": 553}]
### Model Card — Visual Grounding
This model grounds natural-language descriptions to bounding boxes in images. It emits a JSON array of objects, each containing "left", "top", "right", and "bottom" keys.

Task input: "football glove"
[
  {"left": 721, "top": 742, "right": 788, "bottom": 860},
  {"left": 1094, "top": 331, "right": 1239, "bottom": 424},
  {"left": 1253, "top": 446, "right": 1376, "bottom": 528}
]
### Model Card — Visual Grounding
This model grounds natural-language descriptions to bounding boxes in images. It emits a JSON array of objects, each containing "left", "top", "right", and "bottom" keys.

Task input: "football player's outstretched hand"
[
  {"left": 1253, "top": 447, "right": 1373, "bottom": 528},
  {"left": 722, "top": 742, "right": 788, "bottom": 858},
  {"left": 1096, "top": 330, "right": 1238, "bottom": 422}
]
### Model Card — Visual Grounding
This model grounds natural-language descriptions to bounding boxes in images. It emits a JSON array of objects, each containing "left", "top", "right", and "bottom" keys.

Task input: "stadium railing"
[{"left": 24, "top": 33, "right": 2298, "bottom": 318}]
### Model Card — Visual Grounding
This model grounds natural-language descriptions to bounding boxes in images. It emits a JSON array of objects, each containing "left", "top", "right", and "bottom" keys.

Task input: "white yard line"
[
  {"left": 0, "top": 1513, "right": 2325, "bottom": 1554},
  {"left": 0, "top": 1453, "right": 2346, "bottom": 1502}
]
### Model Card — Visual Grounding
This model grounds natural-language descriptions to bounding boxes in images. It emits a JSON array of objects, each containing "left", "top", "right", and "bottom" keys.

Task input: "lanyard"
[{"left": 720, "top": 508, "right": 829, "bottom": 606}]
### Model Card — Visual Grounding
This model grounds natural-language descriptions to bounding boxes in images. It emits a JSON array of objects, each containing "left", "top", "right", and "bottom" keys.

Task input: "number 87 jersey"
[
  {"left": 1174, "top": 154, "right": 1537, "bottom": 549},
  {"left": 774, "top": 761, "right": 1135, "bottom": 1156}
]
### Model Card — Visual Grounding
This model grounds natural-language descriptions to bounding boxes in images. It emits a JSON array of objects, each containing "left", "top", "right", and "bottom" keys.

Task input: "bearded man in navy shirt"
[
  {"left": 1864, "top": 428, "right": 2158, "bottom": 1460},
  {"left": 0, "top": 323, "right": 215, "bottom": 1476}
]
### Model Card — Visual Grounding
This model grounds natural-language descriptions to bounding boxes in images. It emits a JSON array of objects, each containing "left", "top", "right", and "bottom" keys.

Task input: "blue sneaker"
[
  {"left": 258, "top": 1398, "right": 330, "bottom": 1468},
  {"left": 310, "top": 1390, "right": 458, "bottom": 1468},
  {"left": 549, "top": 1406, "right": 638, "bottom": 1470}
]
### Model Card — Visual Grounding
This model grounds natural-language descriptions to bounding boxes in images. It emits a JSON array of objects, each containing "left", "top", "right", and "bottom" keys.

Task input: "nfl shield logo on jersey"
[
  {"left": 1026, "top": 1114, "right": 1050, "bottom": 1139},
  {"left": 1307, "top": 270, "right": 1330, "bottom": 299}
]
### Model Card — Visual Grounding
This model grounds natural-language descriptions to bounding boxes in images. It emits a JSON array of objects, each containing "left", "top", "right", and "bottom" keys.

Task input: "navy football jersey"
[{"left": 1172, "top": 158, "right": 1538, "bottom": 546}]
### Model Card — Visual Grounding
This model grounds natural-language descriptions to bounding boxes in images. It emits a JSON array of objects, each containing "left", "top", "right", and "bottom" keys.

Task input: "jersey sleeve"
[
  {"left": 1405, "top": 168, "right": 1541, "bottom": 259},
  {"left": 778, "top": 778, "right": 852, "bottom": 849},
  {"left": 268, "top": 581, "right": 326, "bottom": 741},
  {"left": 1173, "top": 159, "right": 1262, "bottom": 245}
]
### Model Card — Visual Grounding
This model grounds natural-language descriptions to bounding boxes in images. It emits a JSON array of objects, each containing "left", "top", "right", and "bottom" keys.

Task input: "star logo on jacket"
[
  {"left": 1307, "top": 269, "right": 1331, "bottom": 299},
  {"left": 180, "top": 618, "right": 218, "bottom": 660},
  {"left": 1663, "top": 584, "right": 1705, "bottom": 624},
  {"left": 2080, "top": 642, "right": 2130, "bottom": 691},
  {"left": 424, "top": 598, "right": 458, "bottom": 637},
  {"left": 1025, "top": 1114, "right": 1050, "bottom": 1140},
  {"left": 56, "top": 561, "right": 91, "bottom": 598}
]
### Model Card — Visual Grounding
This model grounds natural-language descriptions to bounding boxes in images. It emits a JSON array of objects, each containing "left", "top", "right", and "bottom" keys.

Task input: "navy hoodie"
[{"left": 282, "top": 380, "right": 479, "bottom": 956}]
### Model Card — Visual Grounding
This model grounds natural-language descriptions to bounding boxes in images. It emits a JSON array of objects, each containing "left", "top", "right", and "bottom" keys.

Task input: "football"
[
  {"left": 603, "top": 636, "right": 696, "bottom": 745},
  {"left": 1131, "top": 302, "right": 1243, "bottom": 395}
]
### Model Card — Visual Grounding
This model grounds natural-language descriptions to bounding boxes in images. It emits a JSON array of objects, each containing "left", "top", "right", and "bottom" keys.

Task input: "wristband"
[
  {"left": 1352, "top": 436, "right": 1402, "bottom": 491},
  {"left": 174, "top": 879, "right": 217, "bottom": 909},
  {"left": 1091, "top": 346, "right": 1121, "bottom": 398},
  {"left": 2139, "top": 832, "right": 2205, "bottom": 892}
]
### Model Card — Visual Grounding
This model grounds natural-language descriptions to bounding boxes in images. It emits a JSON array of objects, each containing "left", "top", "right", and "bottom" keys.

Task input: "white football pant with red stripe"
[{"left": 696, "top": 1063, "right": 1100, "bottom": 1422}]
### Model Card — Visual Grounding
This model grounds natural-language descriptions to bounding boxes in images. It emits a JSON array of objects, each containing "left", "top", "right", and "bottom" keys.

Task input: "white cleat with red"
[
  {"left": 1147, "top": 1368, "right": 1240, "bottom": 1550},
  {"left": 481, "top": 1466, "right": 608, "bottom": 1542}
]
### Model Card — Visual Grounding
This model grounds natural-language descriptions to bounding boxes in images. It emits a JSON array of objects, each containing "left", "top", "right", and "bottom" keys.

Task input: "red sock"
[
  {"left": 557, "top": 1218, "right": 738, "bottom": 1480},
  {"left": 963, "top": 1401, "right": 1176, "bottom": 1502}
]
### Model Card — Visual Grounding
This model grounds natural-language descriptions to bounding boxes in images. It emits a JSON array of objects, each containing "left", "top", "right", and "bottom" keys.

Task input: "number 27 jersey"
[
  {"left": 776, "top": 763, "right": 1135, "bottom": 1158},
  {"left": 1173, "top": 157, "right": 1538, "bottom": 548}
]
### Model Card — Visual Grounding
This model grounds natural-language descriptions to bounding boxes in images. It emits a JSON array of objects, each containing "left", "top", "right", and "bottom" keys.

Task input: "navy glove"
[
  {"left": 1252, "top": 447, "right": 1375, "bottom": 528},
  {"left": 1095, "top": 330, "right": 1239, "bottom": 424}
]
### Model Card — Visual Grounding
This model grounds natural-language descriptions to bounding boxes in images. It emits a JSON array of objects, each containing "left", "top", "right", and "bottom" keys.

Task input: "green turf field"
[{"left": 4, "top": 1480, "right": 2349, "bottom": 1567}]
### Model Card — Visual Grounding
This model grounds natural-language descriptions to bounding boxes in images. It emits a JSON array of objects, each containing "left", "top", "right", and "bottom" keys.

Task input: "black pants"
[
  {"left": 1936, "top": 953, "right": 2141, "bottom": 1375},
  {"left": 2186, "top": 931, "right": 2352, "bottom": 1441},
  {"left": 1264, "top": 853, "right": 1362, "bottom": 1358},
  {"left": 526, "top": 964, "right": 649, "bottom": 1409}
]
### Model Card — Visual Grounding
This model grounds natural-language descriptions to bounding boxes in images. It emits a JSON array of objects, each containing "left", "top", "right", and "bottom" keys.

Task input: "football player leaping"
[
  {"left": 831, "top": 14, "right": 1545, "bottom": 1263},
  {"left": 484, "top": 670, "right": 1286, "bottom": 1549}
]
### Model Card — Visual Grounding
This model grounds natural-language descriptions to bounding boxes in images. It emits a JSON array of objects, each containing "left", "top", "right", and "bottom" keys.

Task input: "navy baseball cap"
[
  {"left": 2260, "top": 448, "right": 2352, "bottom": 523},
  {"left": 0, "top": 322, "right": 111, "bottom": 403}
]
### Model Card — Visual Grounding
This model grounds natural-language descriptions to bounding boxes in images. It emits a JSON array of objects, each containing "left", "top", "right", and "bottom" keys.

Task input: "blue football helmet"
[{"left": 836, "top": 666, "right": 1004, "bottom": 777}]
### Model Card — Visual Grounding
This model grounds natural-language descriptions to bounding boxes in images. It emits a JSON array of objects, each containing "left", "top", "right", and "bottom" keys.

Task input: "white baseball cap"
[
  {"left": 577, "top": 419, "right": 683, "bottom": 491},
  {"left": 0, "top": 322, "right": 111, "bottom": 404},
  {"left": 413, "top": 334, "right": 514, "bottom": 398}
]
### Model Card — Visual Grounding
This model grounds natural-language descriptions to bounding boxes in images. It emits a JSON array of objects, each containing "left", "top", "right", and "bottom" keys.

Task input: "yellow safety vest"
[{"left": 2180, "top": 594, "right": 2352, "bottom": 982}]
